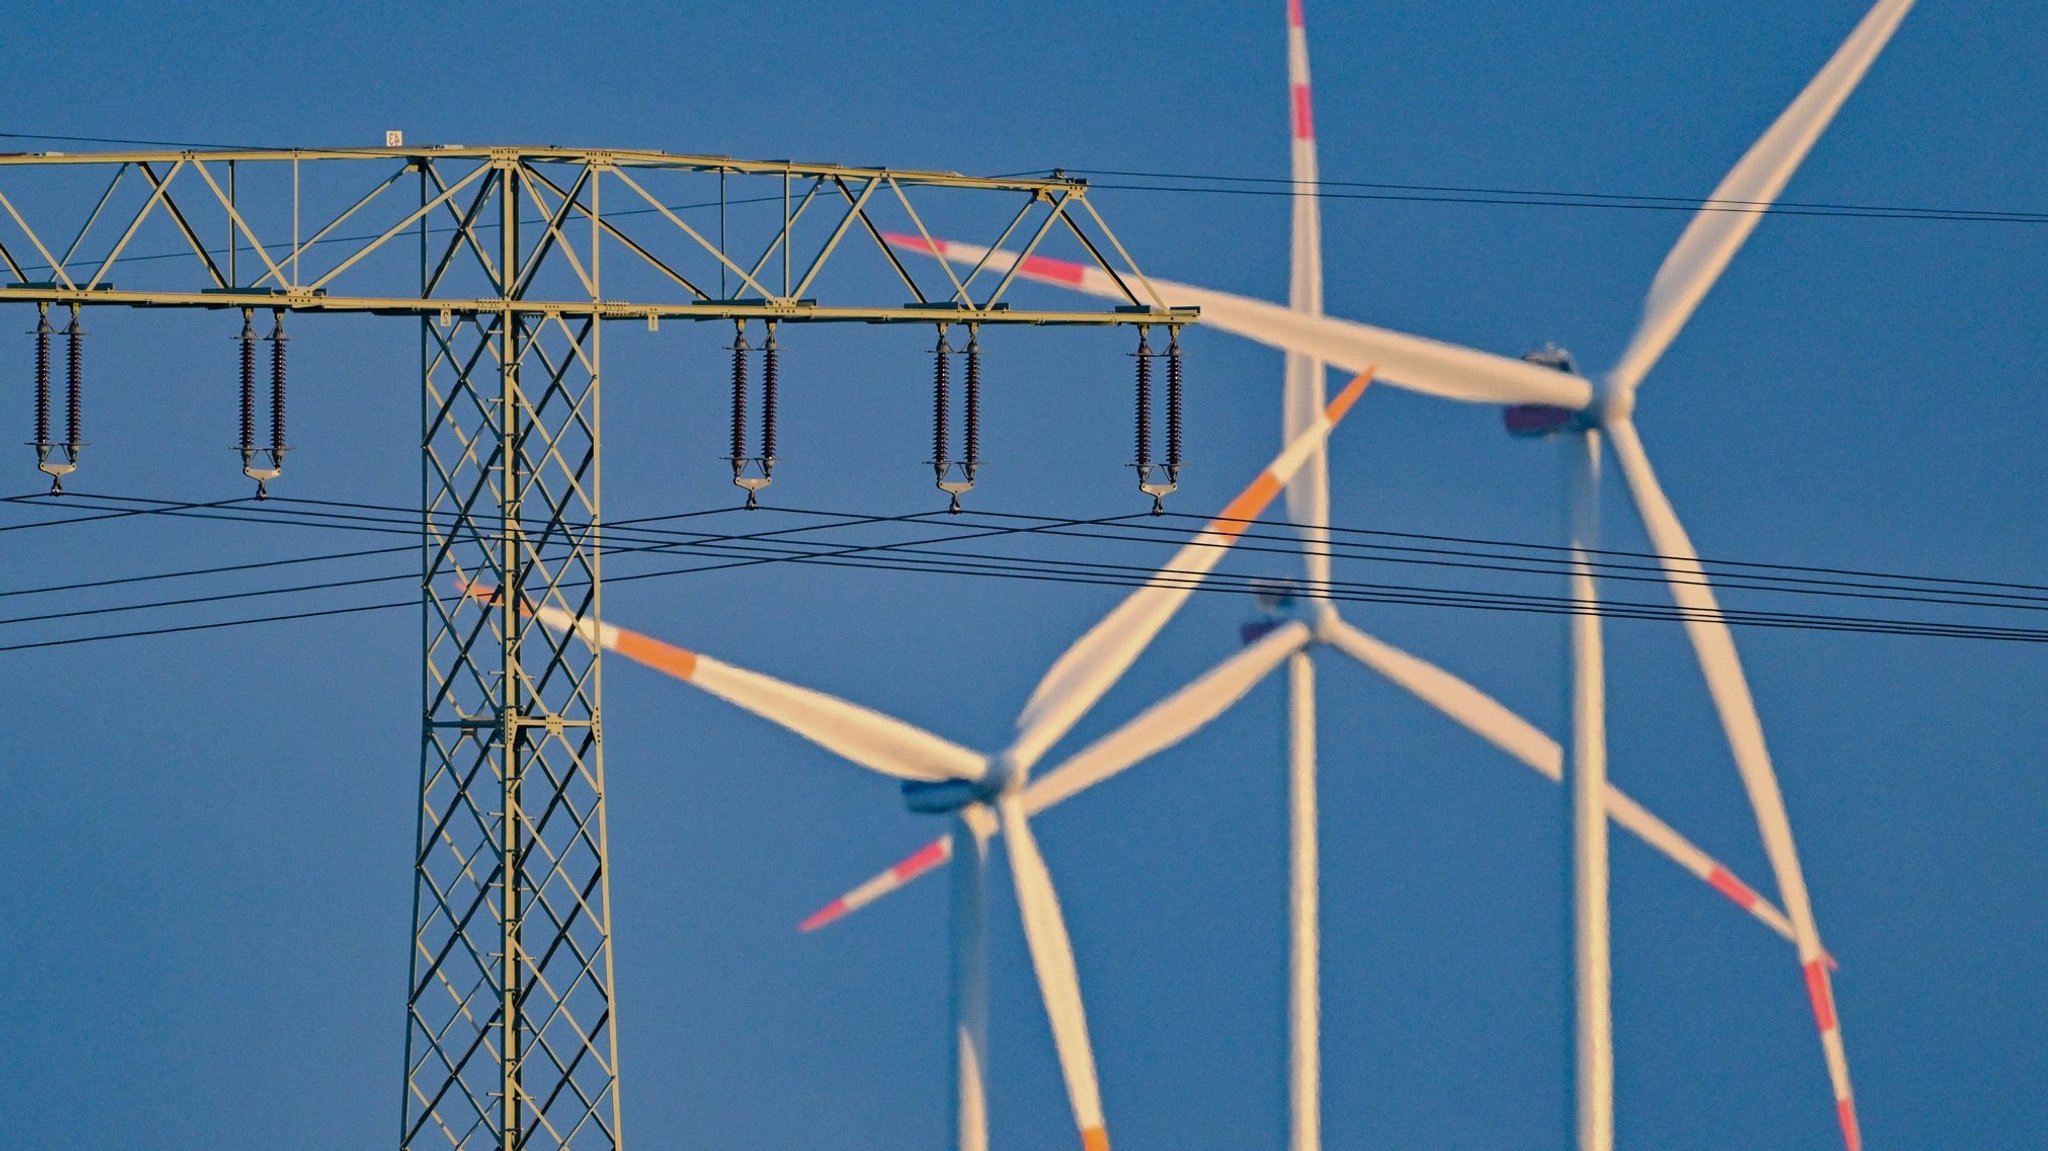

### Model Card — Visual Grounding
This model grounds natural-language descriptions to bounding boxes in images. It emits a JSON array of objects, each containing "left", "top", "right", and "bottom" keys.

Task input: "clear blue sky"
[{"left": 2, "top": 2, "right": 2043, "bottom": 1148}]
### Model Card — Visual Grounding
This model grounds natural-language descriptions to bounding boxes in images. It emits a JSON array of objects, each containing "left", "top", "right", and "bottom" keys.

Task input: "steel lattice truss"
[
  {"left": 413, "top": 310, "right": 614, "bottom": 1150},
  {"left": 0, "top": 146, "right": 1194, "bottom": 325},
  {"left": 0, "top": 145, "right": 1190, "bottom": 1151}
]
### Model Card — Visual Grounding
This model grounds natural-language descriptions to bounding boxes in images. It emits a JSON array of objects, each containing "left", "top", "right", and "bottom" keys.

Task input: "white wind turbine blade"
[
  {"left": 998, "top": 794, "right": 1110, "bottom": 1151},
  {"left": 1284, "top": 16, "right": 1328, "bottom": 1147},
  {"left": 800, "top": 627, "right": 1306, "bottom": 932},
  {"left": 798, "top": 808, "right": 997, "bottom": 933},
  {"left": 1601, "top": 788, "right": 1807, "bottom": 953},
  {"left": 529, "top": 604, "right": 986, "bottom": 784},
  {"left": 1318, "top": 616, "right": 1559, "bottom": 771},
  {"left": 1564, "top": 430, "right": 1613, "bottom": 1151},
  {"left": 1026, "top": 621, "right": 1311, "bottom": 814},
  {"left": 1318, "top": 614, "right": 1810, "bottom": 950},
  {"left": 887, "top": 233, "right": 1590, "bottom": 409},
  {"left": 1606, "top": 417, "right": 1859, "bottom": 1150},
  {"left": 1284, "top": 0, "right": 1331, "bottom": 588},
  {"left": 800, "top": 834, "right": 958, "bottom": 933},
  {"left": 1285, "top": 649, "right": 1320, "bottom": 1151},
  {"left": 950, "top": 810, "right": 991, "bottom": 1151},
  {"left": 1007, "top": 372, "right": 1373, "bottom": 771},
  {"left": 1606, "top": 0, "right": 1914, "bottom": 396},
  {"left": 801, "top": 613, "right": 1814, "bottom": 946}
]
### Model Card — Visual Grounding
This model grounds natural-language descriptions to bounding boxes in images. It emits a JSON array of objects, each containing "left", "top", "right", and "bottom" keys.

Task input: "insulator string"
[
  {"left": 268, "top": 310, "right": 287, "bottom": 464},
  {"left": 964, "top": 325, "right": 981, "bottom": 476},
  {"left": 932, "top": 326, "right": 951, "bottom": 480},
  {"left": 729, "top": 321, "right": 748, "bottom": 472},
  {"left": 761, "top": 322, "right": 779, "bottom": 467},
  {"left": 238, "top": 310, "right": 256, "bottom": 457},
  {"left": 64, "top": 305, "right": 81, "bottom": 451},
  {"left": 33, "top": 304, "right": 50, "bottom": 451},
  {"left": 1134, "top": 326, "right": 1152, "bottom": 474},
  {"left": 1166, "top": 326, "right": 1183, "bottom": 482}
]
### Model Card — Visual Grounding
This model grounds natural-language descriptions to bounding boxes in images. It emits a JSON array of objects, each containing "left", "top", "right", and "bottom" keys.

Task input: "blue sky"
[{"left": 2, "top": 2, "right": 2044, "bottom": 1148}]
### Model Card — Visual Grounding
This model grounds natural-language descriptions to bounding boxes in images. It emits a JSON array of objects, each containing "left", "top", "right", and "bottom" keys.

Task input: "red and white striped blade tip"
[
  {"left": 882, "top": 232, "right": 1094, "bottom": 287},
  {"left": 1805, "top": 958, "right": 1860, "bottom": 1150},
  {"left": 798, "top": 836, "right": 952, "bottom": 932},
  {"left": 1706, "top": 866, "right": 1840, "bottom": 968}
]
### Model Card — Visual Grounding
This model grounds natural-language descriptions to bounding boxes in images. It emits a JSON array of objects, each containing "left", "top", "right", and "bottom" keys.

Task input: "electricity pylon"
[{"left": 0, "top": 145, "right": 1191, "bottom": 1150}]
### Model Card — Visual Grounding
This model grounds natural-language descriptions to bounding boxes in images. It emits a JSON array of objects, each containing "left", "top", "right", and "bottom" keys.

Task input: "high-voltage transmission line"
[{"left": 0, "top": 143, "right": 1192, "bottom": 1151}]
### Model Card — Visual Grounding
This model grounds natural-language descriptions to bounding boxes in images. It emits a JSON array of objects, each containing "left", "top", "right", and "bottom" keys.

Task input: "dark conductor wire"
[
  {"left": 5, "top": 526, "right": 2045, "bottom": 655},
  {"left": 14, "top": 488, "right": 2048, "bottom": 608}
]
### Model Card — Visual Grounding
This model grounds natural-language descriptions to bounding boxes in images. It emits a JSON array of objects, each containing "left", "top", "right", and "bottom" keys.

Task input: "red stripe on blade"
[
  {"left": 1837, "top": 1098, "right": 1861, "bottom": 1151},
  {"left": 1019, "top": 253, "right": 1086, "bottom": 285},
  {"left": 1292, "top": 85, "right": 1314, "bottom": 140},
  {"left": 1706, "top": 866, "right": 1760, "bottom": 909},
  {"left": 799, "top": 899, "right": 849, "bottom": 933},
  {"left": 882, "top": 231, "right": 939, "bottom": 254},
  {"left": 891, "top": 837, "right": 950, "bottom": 881},
  {"left": 1804, "top": 958, "right": 1837, "bottom": 1033},
  {"left": 1287, "top": 0, "right": 1304, "bottom": 29}
]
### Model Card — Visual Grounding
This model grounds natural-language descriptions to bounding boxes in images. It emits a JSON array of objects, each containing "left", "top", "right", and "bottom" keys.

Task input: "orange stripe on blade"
[
  {"left": 610, "top": 628, "right": 700, "bottom": 682},
  {"left": 1213, "top": 472, "right": 1285, "bottom": 537},
  {"left": 1081, "top": 1126, "right": 1110, "bottom": 1151},
  {"left": 1206, "top": 372, "right": 1369, "bottom": 538},
  {"left": 1323, "top": 370, "right": 1373, "bottom": 422}
]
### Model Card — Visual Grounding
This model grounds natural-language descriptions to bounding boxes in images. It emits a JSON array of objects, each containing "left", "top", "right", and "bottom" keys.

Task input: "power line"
[
  {"left": 8, "top": 489, "right": 2042, "bottom": 615},
  {"left": 2, "top": 494, "right": 2040, "bottom": 652},
  {"left": 5, "top": 490, "right": 2040, "bottom": 624},
  {"left": 1082, "top": 166, "right": 2047, "bottom": 220},
  {"left": 0, "top": 501, "right": 1146, "bottom": 628},
  {"left": 1067, "top": 167, "right": 2048, "bottom": 225},
  {"left": 261, "top": 494, "right": 2048, "bottom": 605},
  {"left": 5, "top": 133, "right": 2040, "bottom": 229},
  {"left": 0, "top": 599, "right": 405, "bottom": 654},
  {"left": 2, "top": 130, "right": 349, "bottom": 151},
  {"left": 0, "top": 542, "right": 411, "bottom": 599},
  {"left": 5, "top": 534, "right": 2040, "bottom": 656}
]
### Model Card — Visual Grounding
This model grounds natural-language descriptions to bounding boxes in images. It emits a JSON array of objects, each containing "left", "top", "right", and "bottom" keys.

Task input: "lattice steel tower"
[{"left": 0, "top": 144, "right": 1188, "bottom": 1150}]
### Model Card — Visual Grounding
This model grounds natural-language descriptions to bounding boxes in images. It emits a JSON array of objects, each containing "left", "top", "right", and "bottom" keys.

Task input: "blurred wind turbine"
[
  {"left": 519, "top": 378, "right": 1372, "bottom": 1151},
  {"left": 890, "top": 3, "right": 1913, "bottom": 1148}
]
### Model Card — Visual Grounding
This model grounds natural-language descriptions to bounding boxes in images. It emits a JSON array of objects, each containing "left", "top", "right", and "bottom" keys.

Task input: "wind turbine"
[
  {"left": 1278, "top": 4, "right": 1328, "bottom": 1146},
  {"left": 517, "top": 376, "right": 1373, "bottom": 1151},
  {"left": 836, "top": 7, "right": 1807, "bottom": 1149},
  {"left": 800, "top": 571, "right": 1827, "bottom": 1139},
  {"left": 891, "top": 3, "right": 1912, "bottom": 1147}
]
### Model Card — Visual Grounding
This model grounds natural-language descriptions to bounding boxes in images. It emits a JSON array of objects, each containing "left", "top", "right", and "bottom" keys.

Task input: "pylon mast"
[{"left": 0, "top": 144, "right": 1191, "bottom": 1151}]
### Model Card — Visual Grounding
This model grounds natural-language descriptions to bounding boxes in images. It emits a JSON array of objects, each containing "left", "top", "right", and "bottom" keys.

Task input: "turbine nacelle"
[
  {"left": 1500, "top": 344, "right": 1636, "bottom": 437},
  {"left": 901, "top": 752, "right": 1017, "bottom": 814},
  {"left": 1242, "top": 579, "right": 1308, "bottom": 645},
  {"left": 900, "top": 777, "right": 997, "bottom": 814}
]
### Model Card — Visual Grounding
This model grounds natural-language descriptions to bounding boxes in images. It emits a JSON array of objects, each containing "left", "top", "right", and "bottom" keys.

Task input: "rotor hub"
[{"left": 1502, "top": 344, "right": 1602, "bottom": 437}]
